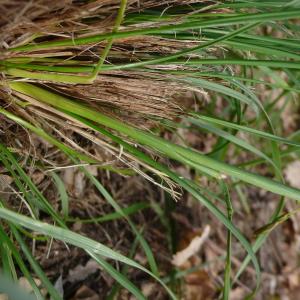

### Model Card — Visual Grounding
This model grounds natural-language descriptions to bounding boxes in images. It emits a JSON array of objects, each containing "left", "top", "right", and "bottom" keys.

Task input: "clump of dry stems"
[{"left": 0, "top": 0, "right": 214, "bottom": 173}]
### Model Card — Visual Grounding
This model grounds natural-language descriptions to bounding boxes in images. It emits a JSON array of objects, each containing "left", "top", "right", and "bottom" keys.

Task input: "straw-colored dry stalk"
[{"left": 0, "top": 0, "right": 215, "bottom": 189}]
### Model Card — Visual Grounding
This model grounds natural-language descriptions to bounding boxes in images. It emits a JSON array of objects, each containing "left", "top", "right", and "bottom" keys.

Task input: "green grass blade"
[
  {"left": 106, "top": 234, "right": 140, "bottom": 300},
  {"left": 87, "top": 251, "right": 147, "bottom": 300},
  {"left": 9, "top": 82, "right": 300, "bottom": 201},
  {"left": 9, "top": 10, "right": 300, "bottom": 51},
  {"left": 50, "top": 172, "right": 69, "bottom": 219},
  {"left": 189, "top": 118, "right": 279, "bottom": 173},
  {"left": 0, "top": 225, "right": 44, "bottom": 299},
  {"left": 220, "top": 182, "right": 233, "bottom": 300},
  {"left": 10, "top": 226, "right": 63, "bottom": 300},
  {"left": 80, "top": 165, "right": 159, "bottom": 276},
  {"left": 67, "top": 202, "right": 149, "bottom": 224},
  {"left": 0, "top": 232, "right": 17, "bottom": 281},
  {"left": 2, "top": 104, "right": 260, "bottom": 295},
  {"left": 191, "top": 114, "right": 300, "bottom": 148},
  {"left": 0, "top": 143, "right": 65, "bottom": 227},
  {"left": 182, "top": 77, "right": 259, "bottom": 114},
  {"left": 0, "top": 207, "right": 176, "bottom": 300},
  {"left": 4, "top": 23, "right": 258, "bottom": 83},
  {"left": 0, "top": 273, "right": 36, "bottom": 300},
  {"left": 89, "top": 0, "right": 127, "bottom": 80}
]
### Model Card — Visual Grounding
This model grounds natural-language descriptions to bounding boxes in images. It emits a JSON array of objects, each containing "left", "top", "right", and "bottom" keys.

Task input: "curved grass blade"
[
  {"left": 220, "top": 182, "right": 233, "bottom": 300},
  {"left": 182, "top": 77, "right": 259, "bottom": 114},
  {"left": 50, "top": 172, "right": 69, "bottom": 219},
  {"left": 10, "top": 226, "right": 63, "bottom": 300},
  {"left": 4, "top": 23, "right": 259, "bottom": 83},
  {"left": 66, "top": 202, "right": 149, "bottom": 224},
  {"left": 189, "top": 118, "right": 280, "bottom": 173},
  {"left": 87, "top": 251, "right": 147, "bottom": 300},
  {"left": 0, "top": 207, "right": 177, "bottom": 299},
  {"left": 191, "top": 114, "right": 300, "bottom": 148},
  {"left": 0, "top": 143, "right": 65, "bottom": 227},
  {"left": 106, "top": 234, "right": 140, "bottom": 300},
  {"left": 9, "top": 82, "right": 300, "bottom": 201},
  {"left": 1, "top": 104, "right": 261, "bottom": 295},
  {"left": 0, "top": 226, "right": 45, "bottom": 300},
  {"left": 0, "top": 273, "right": 36, "bottom": 300},
  {"left": 79, "top": 165, "right": 159, "bottom": 276},
  {"left": 9, "top": 10, "right": 300, "bottom": 51}
]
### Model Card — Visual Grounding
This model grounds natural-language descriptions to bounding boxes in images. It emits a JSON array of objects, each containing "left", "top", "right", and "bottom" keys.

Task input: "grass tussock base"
[{"left": 1, "top": 0, "right": 300, "bottom": 299}]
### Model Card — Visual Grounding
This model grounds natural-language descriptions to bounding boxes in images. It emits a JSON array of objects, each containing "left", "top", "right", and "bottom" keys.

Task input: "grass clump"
[{"left": 0, "top": 0, "right": 300, "bottom": 299}]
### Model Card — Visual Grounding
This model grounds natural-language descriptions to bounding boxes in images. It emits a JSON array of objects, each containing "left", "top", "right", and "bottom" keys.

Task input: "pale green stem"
[
  {"left": 8, "top": 82, "right": 300, "bottom": 202},
  {"left": 88, "top": 0, "right": 127, "bottom": 81},
  {"left": 3, "top": 22, "right": 257, "bottom": 84},
  {"left": 3, "top": 0, "right": 127, "bottom": 85}
]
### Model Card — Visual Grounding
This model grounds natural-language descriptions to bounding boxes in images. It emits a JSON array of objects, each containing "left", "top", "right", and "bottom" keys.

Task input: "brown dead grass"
[
  {"left": 0, "top": 0, "right": 217, "bottom": 48},
  {"left": 0, "top": 0, "right": 215, "bottom": 170}
]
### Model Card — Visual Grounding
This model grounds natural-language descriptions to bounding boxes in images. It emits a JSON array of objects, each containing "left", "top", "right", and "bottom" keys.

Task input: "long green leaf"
[
  {"left": 9, "top": 82, "right": 300, "bottom": 201},
  {"left": 10, "top": 10, "right": 300, "bottom": 51},
  {"left": 0, "top": 207, "right": 176, "bottom": 299}
]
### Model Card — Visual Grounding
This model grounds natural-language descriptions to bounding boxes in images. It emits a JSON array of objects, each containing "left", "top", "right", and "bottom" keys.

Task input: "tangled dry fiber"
[
  {"left": 0, "top": 0, "right": 216, "bottom": 168},
  {"left": 0, "top": 1, "right": 221, "bottom": 298}
]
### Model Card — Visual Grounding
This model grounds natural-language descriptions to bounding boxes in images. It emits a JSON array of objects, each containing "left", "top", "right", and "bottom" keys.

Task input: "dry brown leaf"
[
  {"left": 63, "top": 168, "right": 86, "bottom": 197},
  {"left": 230, "top": 287, "right": 247, "bottom": 300},
  {"left": 71, "top": 285, "right": 99, "bottom": 300},
  {"left": 141, "top": 282, "right": 156, "bottom": 298},
  {"left": 184, "top": 270, "right": 215, "bottom": 300},
  {"left": 172, "top": 225, "right": 210, "bottom": 267}
]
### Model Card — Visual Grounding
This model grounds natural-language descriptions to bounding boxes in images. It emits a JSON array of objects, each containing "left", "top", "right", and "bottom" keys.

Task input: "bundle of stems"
[{"left": 1, "top": 0, "right": 300, "bottom": 299}]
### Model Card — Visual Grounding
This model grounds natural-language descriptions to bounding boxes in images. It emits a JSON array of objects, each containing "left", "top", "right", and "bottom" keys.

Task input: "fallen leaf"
[
  {"left": 0, "top": 175, "right": 13, "bottom": 189},
  {"left": 141, "top": 283, "right": 156, "bottom": 297},
  {"left": 18, "top": 277, "right": 47, "bottom": 297},
  {"left": 63, "top": 168, "right": 86, "bottom": 197},
  {"left": 0, "top": 175, "right": 13, "bottom": 200},
  {"left": 184, "top": 270, "right": 215, "bottom": 300},
  {"left": 19, "top": 277, "right": 41, "bottom": 292},
  {"left": 68, "top": 260, "right": 99, "bottom": 284},
  {"left": 284, "top": 161, "right": 300, "bottom": 188},
  {"left": 72, "top": 285, "right": 99, "bottom": 300},
  {"left": 172, "top": 225, "right": 210, "bottom": 267},
  {"left": 31, "top": 171, "right": 45, "bottom": 185},
  {"left": 230, "top": 287, "right": 246, "bottom": 300}
]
